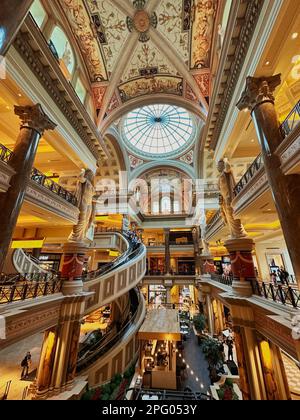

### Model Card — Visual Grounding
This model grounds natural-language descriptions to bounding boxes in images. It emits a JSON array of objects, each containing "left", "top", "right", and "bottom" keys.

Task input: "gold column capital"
[
  {"left": 237, "top": 74, "right": 282, "bottom": 112},
  {"left": 14, "top": 104, "right": 57, "bottom": 136}
]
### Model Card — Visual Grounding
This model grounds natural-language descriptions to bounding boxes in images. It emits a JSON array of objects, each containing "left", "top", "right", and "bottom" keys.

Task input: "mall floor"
[
  {"left": 0, "top": 333, "right": 43, "bottom": 400},
  {"left": 180, "top": 329, "right": 210, "bottom": 394},
  {"left": 180, "top": 328, "right": 238, "bottom": 396}
]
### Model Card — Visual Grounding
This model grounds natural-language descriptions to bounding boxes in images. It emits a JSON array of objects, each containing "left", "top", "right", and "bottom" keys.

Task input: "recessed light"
[
  {"left": 251, "top": 139, "right": 255, "bottom": 143},
  {"left": 292, "top": 32, "right": 298, "bottom": 40},
  {"left": 18, "top": 93, "right": 22, "bottom": 97},
  {"left": 265, "top": 61, "right": 270, "bottom": 66}
]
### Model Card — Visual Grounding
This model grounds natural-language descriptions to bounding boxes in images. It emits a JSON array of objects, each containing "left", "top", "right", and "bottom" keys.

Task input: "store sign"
[
  {"left": 109, "top": 251, "right": 120, "bottom": 257},
  {"left": 11, "top": 239, "right": 45, "bottom": 249}
]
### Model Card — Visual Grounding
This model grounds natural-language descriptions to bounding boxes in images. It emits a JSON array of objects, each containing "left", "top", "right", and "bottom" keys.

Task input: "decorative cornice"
[
  {"left": 278, "top": 124, "right": 300, "bottom": 174},
  {"left": 26, "top": 181, "right": 79, "bottom": 224},
  {"left": 13, "top": 16, "right": 105, "bottom": 160},
  {"left": 232, "top": 169, "right": 269, "bottom": 215},
  {"left": 0, "top": 161, "right": 14, "bottom": 192},
  {"left": 208, "top": 0, "right": 264, "bottom": 149}
]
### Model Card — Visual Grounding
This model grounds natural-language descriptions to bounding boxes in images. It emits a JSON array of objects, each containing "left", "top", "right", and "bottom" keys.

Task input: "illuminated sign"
[{"left": 11, "top": 239, "right": 45, "bottom": 249}]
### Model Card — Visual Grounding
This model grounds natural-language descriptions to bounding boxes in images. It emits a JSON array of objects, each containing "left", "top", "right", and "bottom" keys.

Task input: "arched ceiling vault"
[{"left": 58, "top": 0, "right": 219, "bottom": 130}]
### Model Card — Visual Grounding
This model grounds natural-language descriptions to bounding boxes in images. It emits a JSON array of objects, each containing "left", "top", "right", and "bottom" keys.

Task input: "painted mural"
[
  {"left": 156, "top": 0, "right": 190, "bottom": 65},
  {"left": 120, "top": 40, "right": 180, "bottom": 83},
  {"left": 190, "top": 0, "right": 218, "bottom": 69},
  {"left": 118, "top": 76, "right": 183, "bottom": 103},
  {"left": 86, "top": 0, "right": 129, "bottom": 77},
  {"left": 193, "top": 72, "right": 210, "bottom": 98},
  {"left": 92, "top": 84, "right": 107, "bottom": 110},
  {"left": 59, "top": 0, "right": 107, "bottom": 81}
]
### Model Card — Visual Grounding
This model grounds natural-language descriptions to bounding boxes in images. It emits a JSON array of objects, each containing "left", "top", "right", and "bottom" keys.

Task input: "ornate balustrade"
[
  {"left": 30, "top": 167, "right": 78, "bottom": 206},
  {"left": 233, "top": 155, "right": 264, "bottom": 197},
  {"left": 280, "top": 100, "right": 300, "bottom": 139},
  {"left": 251, "top": 280, "right": 300, "bottom": 309},
  {"left": 211, "top": 273, "right": 233, "bottom": 286},
  {"left": 0, "top": 277, "right": 62, "bottom": 305},
  {"left": 0, "top": 144, "right": 13, "bottom": 164}
]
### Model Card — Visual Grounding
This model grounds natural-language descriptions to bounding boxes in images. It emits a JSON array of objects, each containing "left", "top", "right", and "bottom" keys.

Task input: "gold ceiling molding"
[{"left": 56, "top": 0, "right": 219, "bottom": 123}]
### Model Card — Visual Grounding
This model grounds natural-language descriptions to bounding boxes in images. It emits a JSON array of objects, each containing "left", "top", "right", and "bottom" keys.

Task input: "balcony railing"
[
  {"left": 30, "top": 167, "right": 78, "bottom": 206},
  {"left": 211, "top": 273, "right": 233, "bottom": 286},
  {"left": 206, "top": 210, "right": 222, "bottom": 233},
  {"left": 233, "top": 154, "right": 264, "bottom": 197},
  {"left": 280, "top": 100, "right": 300, "bottom": 138},
  {"left": 0, "top": 144, "right": 13, "bottom": 164},
  {"left": 0, "top": 142, "right": 78, "bottom": 206},
  {"left": 251, "top": 280, "right": 300, "bottom": 309},
  {"left": 146, "top": 271, "right": 196, "bottom": 277},
  {"left": 0, "top": 277, "right": 62, "bottom": 305}
]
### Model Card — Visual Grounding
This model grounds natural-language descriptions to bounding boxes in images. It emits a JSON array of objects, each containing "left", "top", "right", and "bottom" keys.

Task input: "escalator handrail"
[
  {"left": 81, "top": 234, "right": 144, "bottom": 282},
  {"left": 77, "top": 289, "right": 141, "bottom": 372}
]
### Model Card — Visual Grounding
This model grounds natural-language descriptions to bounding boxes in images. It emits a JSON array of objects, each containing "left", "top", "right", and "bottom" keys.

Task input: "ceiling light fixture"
[
  {"left": 292, "top": 32, "right": 298, "bottom": 40},
  {"left": 265, "top": 61, "right": 270, "bottom": 66}
]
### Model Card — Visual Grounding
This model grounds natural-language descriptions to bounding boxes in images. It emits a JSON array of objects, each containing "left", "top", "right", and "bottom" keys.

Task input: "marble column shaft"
[
  {"left": 0, "top": 0, "right": 33, "bottom": 56},
  {"left": 164, "top": 228, "right": 171, "bottom": 275},
  {"left": 237, "top": 75, "right": 300, "bottom": 285},
  {"left": 0, "top": 104, "right": 56, "bottom": 272}
]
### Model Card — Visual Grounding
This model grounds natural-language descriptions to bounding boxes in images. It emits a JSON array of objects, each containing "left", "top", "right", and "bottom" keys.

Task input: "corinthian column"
[
  {"left": 164, "top": 228, "right": 171, "bottom": 275},
  {"left": 237, "top": 75, "right": 300, "bottom": 287},
  {"left": 0, "top": 104, "right": 56, "bottom": 271}
]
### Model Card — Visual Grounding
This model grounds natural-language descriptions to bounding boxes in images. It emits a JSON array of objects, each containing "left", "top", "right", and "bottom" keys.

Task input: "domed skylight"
[{"left": 122, "top": 104, "right": 195, "bottom": 159}]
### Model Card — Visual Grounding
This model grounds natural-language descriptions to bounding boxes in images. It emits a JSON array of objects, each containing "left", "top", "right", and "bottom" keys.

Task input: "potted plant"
[
  {"left": 216, "top": 379, "right": 240, "bottom": 401},
  {"left": 193, "top": 314, "right": 207, "bottom": 344},
  {"left": 201, "top": 337, "right": 224, "bottom": 383}
]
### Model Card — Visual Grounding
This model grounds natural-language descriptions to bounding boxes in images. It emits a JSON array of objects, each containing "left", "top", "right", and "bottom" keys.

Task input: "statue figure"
[
  {"left": 192, "top": 226, "right": 203, "bottom": 257},
  {"left": 69, "top": 169, "right": 96, "bottom": 243},
  {"left": 217, "top": 160, "right": 247, "bottom": 239}
]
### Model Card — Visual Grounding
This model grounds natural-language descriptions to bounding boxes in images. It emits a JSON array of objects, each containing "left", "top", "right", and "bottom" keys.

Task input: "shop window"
[
  {"left": 30, "top": 0, "right": 47, "bottom": 29},
  {"left": 173, "top": 200, "right": 181, "bottom": 213},
  {"left": 50, "top": 26, "right": 75, "bottom": 79},
  {"left": 152, "top": 201, "right": 159, "bottom": 214}
]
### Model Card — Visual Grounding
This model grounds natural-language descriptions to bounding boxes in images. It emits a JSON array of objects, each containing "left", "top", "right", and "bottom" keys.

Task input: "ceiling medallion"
[{"left": 127, "top": 0, "right": 157, "bottom": 43}]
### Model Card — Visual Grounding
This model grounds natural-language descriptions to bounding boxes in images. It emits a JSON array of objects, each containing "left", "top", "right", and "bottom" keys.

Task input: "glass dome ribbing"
[{"left": 122, "top": 104, "right": 195, "bottom": 159}]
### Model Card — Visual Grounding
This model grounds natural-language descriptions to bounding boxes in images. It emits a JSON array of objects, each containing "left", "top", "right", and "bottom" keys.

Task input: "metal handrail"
[
  {"left": 0, "top": 277, "right": 62, "bottom": 305},
  {"left": 207, "top": 210, "right": 222, "bottom": 229},
  {"left": 251, "top": 280, "right": 300, "bottom": 309},
  {"left": 211, "top": 273, "right": 233, "bottom": 286},
  {"left": 0, "top": 144, "right": 13, "bottom": 164},
  {"left": 233, "top": 154, "right": 264, "bottom": 197},
  {"left": 280, "top": 100, "right": 300, "bottom": 138},
  {"left": 76, "top": 289, "right": 141, "bottom": 372},
  {"left": 82, "top": 236, "right": 144, "bottom": 282},
  {"left": 30, "top": 167, "right": 78, "bottom": 206}
]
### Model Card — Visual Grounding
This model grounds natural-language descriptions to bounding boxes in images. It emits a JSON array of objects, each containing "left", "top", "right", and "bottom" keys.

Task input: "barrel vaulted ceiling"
[{"left": 58, "top": 0, "right": 219, "bottom": 130}]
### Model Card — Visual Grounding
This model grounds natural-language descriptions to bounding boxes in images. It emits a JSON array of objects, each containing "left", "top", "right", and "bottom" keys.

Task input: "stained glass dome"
[{"left": 122, "top": 105, "right": 195, "bottom": 159}]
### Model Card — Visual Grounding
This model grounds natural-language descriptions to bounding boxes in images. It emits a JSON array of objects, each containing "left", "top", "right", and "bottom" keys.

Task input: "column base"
[
  {"left": 232, "top": 280, "right": 253, "bottom": 298},
  {"left": 61, "top": 279, "right": 84, "bottom": 296},
  {"left": 225, "top": 237, "right": 256, "bottom": 299}
]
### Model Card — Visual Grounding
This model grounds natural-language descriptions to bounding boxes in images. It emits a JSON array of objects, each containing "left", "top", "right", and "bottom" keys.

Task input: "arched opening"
[{"left": 49, "top": 26, "right": 75, "bottom": 80}]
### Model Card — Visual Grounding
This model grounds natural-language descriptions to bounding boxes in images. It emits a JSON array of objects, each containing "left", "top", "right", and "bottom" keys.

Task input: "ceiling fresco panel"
[
  {"left": 156, "top": 0, "right": 191, "bottom": 66},
  {"left": 59, "top": 0, "right": 108, "bottom": 81},
  {"left": 120, "top": 39, "right": 181, "bottom": 84},
  {"left": 190, "top": 0, "right": 218, "bottom": 69},
  {"left": 85, "top": 0, "right": 130, "bottom": 77},
  {"left": 118, "top": 75, "right": 183, "bottom": 103}
]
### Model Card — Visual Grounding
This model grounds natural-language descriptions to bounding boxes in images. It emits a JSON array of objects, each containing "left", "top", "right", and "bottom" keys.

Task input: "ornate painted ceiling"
[{"left": 58, "top": 0, "right": 219, "bottom": 129}]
